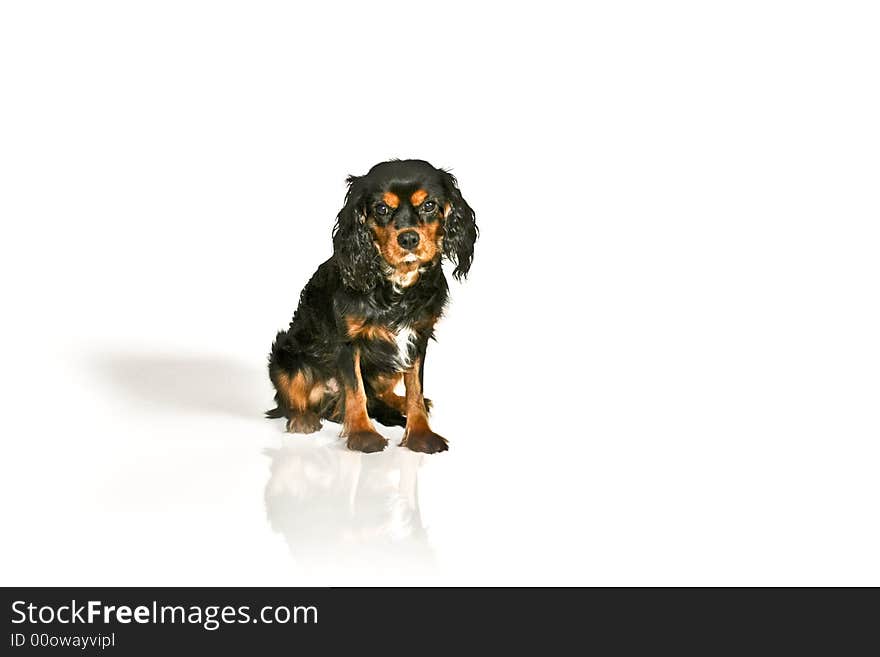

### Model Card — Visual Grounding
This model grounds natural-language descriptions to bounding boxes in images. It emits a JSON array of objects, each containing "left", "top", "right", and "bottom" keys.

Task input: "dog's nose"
[{"left": 397, "top": 231, "right": 420, "bottom": 251}]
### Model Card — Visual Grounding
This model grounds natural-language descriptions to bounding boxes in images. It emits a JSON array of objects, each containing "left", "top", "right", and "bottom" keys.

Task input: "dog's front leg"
[
  {"left": 401, "top": 356, "right": 448, "bottom": 454},
  {"left": 339, "top": 345, "right": 388, "bottom": 453}
]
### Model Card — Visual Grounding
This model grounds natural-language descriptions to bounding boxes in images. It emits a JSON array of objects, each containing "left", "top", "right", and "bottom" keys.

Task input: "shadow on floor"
[{"left": 89, "top": 351, "right": 268, "bottom": 420}]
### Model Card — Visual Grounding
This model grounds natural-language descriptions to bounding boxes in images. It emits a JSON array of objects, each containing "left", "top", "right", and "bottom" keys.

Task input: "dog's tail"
[
  {"left": 265, "top": 406, "right": 285, "bottom": 419},
  {"left": 265, "top": 389, "right": 288, "bottom": 419},
  {"left": 266, "top": 331, "right": 291, "bottom": 420}
]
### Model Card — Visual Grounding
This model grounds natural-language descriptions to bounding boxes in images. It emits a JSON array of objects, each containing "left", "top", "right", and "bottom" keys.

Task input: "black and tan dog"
[{"left": 267, "top": 160, "right": 477, "bottom": 453}]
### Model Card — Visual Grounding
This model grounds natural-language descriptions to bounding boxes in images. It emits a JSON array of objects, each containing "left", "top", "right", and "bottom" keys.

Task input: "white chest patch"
[
  {"left": 393, "top": 326, "right": 416, "bottom": 370},
  {"left": 390, "top": 268, "right": 420, "bottom": 289}
]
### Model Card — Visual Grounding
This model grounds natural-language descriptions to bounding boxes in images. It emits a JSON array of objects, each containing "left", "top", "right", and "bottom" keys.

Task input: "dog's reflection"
[{"left": 264, "top": 435, "right": 435, "bottom": 578}]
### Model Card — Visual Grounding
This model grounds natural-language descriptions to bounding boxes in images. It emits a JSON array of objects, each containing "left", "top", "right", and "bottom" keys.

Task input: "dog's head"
[{"left": 332, "top": 159, "right": 477, "bottom": 292}]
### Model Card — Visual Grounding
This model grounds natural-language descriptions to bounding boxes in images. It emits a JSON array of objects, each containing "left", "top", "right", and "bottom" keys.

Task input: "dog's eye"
[
  {"left": 375, "top": 204, "right": 389, "bottom": 216},
  {"left": 422, "top": 200, "right": 436, "bottom": 212}
]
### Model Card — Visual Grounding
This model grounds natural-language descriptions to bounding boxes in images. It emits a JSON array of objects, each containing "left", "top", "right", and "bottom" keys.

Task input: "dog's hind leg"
[
  {"left": 268, "top": 329, "right": 325, "bottom": 434},
  {"left": 272, "top": 369, "right": 324, "bottom": 434},
  {"left": 367, "top": 398, "right": 406, "bottom": 428},
  {"left": 366, "top": 373, "right": 432, "bottom": 425},
  {"left": 365, "top": 373, "right": 406, "bottom": 427}
]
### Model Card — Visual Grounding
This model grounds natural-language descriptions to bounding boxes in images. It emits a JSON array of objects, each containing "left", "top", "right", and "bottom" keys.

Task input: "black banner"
[{"left": 1, "top": 587, "right": 874, "bottom": 652}]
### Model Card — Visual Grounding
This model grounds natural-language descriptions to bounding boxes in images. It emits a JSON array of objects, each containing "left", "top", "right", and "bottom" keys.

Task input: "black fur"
[
  {"left": 267, "top": 160, "right": 477, "bottom": 453},
  {"left": 438, "top": 169, "right": 478, "bottom": 280},
  {"left": 332, "top": 174, "right": 384, "bottom": 293}
]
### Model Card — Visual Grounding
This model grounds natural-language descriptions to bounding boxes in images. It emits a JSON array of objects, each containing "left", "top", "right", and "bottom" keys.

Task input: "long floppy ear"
[
  {"left": 439, "top": 169, "right": 478, "bottom": 280},
  {"left": 332, "top": 175, "right": 382, "bottom": 292}
]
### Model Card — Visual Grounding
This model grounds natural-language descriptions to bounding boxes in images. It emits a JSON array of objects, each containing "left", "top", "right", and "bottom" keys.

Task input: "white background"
[{"left": 1, "top": 2, "right": 878, "bottom": 586}]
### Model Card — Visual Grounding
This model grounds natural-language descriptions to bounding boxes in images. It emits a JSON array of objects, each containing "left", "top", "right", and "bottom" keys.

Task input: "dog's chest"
[{"left": 391, "top": 325, "right": 416, "bottom": 370}]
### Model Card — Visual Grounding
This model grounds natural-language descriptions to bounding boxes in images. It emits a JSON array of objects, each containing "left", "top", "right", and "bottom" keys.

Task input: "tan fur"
[
  {"left": 372, "top": 373, "right": 406, "bottom": 413},
  {"left": 403, "top": 358, "right": 430, "bottom": 434},
  {"left": 277, "top": 371, "right": 311, "bottom": 412},
  {"left": 370, "top": 219, "right": 442, "bottom": 288},
  {"left": 346, "top": 316, "right": 395, "bottom": 342},
  {"left": 341, "top": 349, "right": 375, "bottom": 436},
  {"left": 410, "top": 189, "right": 428, "bottom": 206}
]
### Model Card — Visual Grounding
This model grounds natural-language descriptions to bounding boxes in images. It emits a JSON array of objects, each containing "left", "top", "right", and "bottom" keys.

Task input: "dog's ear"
[
  {"left": 332, "top": 175, "right": 383, "bottom": 292},
  {"left": 439, "top": 169, "right": 478, "bottom": 280}
]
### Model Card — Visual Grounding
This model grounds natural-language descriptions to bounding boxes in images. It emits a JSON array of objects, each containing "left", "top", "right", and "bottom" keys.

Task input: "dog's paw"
[
  {"left": 402, "top": 429, "right": 448, "bottom": 454},
  {"left": 346, "top": 430, "right": 388, "bottom": 453},
  {"left": 286, "top": 412, "right": 322, "bottom": 434}
]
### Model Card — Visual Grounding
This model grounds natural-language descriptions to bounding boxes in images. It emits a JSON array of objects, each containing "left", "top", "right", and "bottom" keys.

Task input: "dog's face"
[
  {"left": 367, "top": 175, "right": 448, "bottom": 288},
  {"left": 333, "top": 160, "right": 477, "bottom": 292}
]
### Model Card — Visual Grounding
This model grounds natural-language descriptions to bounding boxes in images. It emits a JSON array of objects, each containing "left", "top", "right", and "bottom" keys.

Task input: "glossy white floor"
[
  {"left": 3, "top": 335, "right": 615, "bottom": 587},
  {"left": 2, "top": 3, "right": 879, "bottom": 586}
]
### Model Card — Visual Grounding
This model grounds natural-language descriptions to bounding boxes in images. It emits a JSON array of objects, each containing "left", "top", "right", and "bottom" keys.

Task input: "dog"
[{"left": 267, "top": 159, "right": 477, "bottom": 453}]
